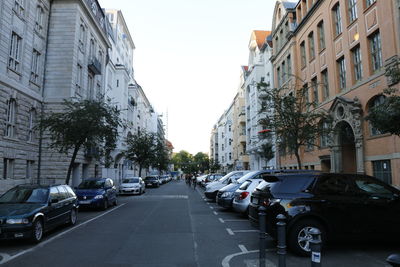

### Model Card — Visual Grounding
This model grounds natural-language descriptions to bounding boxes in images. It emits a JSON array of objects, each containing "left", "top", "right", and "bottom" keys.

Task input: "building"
[
  {"left": 242, "top": 30, "right": 277, "bottom": 170},
  {"left": 0, "top": 0, "right": 51, "bottom": 192},
  {"left": 272, "top": 0, "right": 400, "bottom": 186}
]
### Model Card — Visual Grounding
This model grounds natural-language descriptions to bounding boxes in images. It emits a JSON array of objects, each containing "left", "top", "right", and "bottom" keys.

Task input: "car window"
[
  {"left": 123, "top": 178, "right": 139, "bottom": 183},
  {"left": 270, "top": 176, "right": 315, "bottom": 194},
  {"left": 314, "top": 175, "right": 350, "bottom": 195},
  {"left": 57, "top": 186, "right": 68, "bottom": 200},
  {"left": 0, "top": 187, "right": 49, "bottom": 203},
  {"left": 239, "top": 180, "right": 252, "bottom": 190},
  {"left": 50, "top": 187, "right": 61, "bottom": 201},
  {"left": 78, "top": 180, "right": 105, "bottom": 189},
  {"left": 64, "top": 186, "right": 76, "bottom": 198},
  {"left": 352, "top": 175, "right": 396, "bottom": 198},
  {"left": 107, "top": 179, "right": 114, "bottom": 187}
]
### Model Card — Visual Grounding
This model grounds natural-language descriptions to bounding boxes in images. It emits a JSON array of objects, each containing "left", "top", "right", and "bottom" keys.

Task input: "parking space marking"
[
  {"left": 223, "top": 219, "right": 248, "bottom": 222},
  {"left": 219, "top": 218, "right": 225, "bottom": 223},
  {"left": 233, "top": 229, "right": 259, "bottom": 234},
  {"left": 238, "top": 245, "right": 248, "bottom": 253},
  {"left": 213, "top": 211, "right": 218, "bottom": 215},
  {"left": 226, "top": 228, "right": 235, "bottom": 235},
  {"left": 209, "top": 206, "right": 214, "bottom": 209},
  {"left": 0, "top": 203, "right": 126, "bottom": 265},
  {"left": 0, "top": 253, "right": 11, "bottom": 265}
]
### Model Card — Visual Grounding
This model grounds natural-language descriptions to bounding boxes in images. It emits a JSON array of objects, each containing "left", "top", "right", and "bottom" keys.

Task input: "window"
[
  {"left": 308, "top": 32, "right": 315, "bottom": 60},
  {"left": 3, "top": 158, "right": 14, "bottom": 179},
  {"left": 28, "top": 109, "right": 36, "bottom": 142},
  {"left": 287, "top": 55, "right": 292, "bottom": 78},
  {"left": 26, "top": 160, "right": 34, "bottom": 180},
  {"left": 35, "top": 5, "right": 44, "bottom": 34},
  {"left": 30, "top": 49, "right": 41, "bottom": 84},
  {"left": 277, "top": 67, "right": 281, "bottom": 87},
  {"left": 76, "top": 64, "right": 83, "bottom": 94},
  {"left": 89, "top": 39, "right": 95, "bottom": 59},
  {"left": 348, "top": 0, "right": 358, "bottom": 23},
  {"left": 14, "top": 0, "right": 25, "bottom": 16},
  {"left": 372, "top": 160, "right": 392, "bottom": 184},
  {"left": 281, "top": 61, "right": 286, "bottom": 83},
  {"left": 333, "top": 3, "right": 342, "bottom": 36},
  {"left": 369, "top": 31, "right": 382, "bottom": 72},
  {"left": 337, "top": 57, "right": 346, "bottom": 90},
  {"left": 321, "top": 70, "right": 329, "bottom": 100},
  {"left": 6, "top": 99, "right": 16, "bottom": 138},
  {"left": 79, "top": 24, "right": 85, "bottom": 51},
  {"left": 300, "top": 41, "right": 306, "bottom": 68},
  {"left": 366, "top": 0, "right": 376, "bottom": 7},
  {"left": 312, "top": 77, "right": 318, "bottom": 103},
  {"left": 87, "top": 73, "right": 94, "bottom": 99},
  {"left": 320, "top": 121, "right": 330, "bottom": 148},
  {"left": 317, "top": 21, "right": 326, "bottom": 51},
  {"left": 8, "top": 32, "right": 22, "bottom": 73},
  {"left": 352, "top": 46, "right": 363, "bottom": 82},
  {"left": 369, "top": 95, "right": 386, "bottom": 136}
]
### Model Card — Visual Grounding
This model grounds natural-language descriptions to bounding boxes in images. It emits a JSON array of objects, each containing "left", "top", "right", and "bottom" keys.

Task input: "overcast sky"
[{"left": 99, "top": 0, "right": 276, "bottom": 155}]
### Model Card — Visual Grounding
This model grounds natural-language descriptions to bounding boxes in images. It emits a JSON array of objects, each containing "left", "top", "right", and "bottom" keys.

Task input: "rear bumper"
[{"left": 217, "top": 197, "right": 233, "bottom": 208}]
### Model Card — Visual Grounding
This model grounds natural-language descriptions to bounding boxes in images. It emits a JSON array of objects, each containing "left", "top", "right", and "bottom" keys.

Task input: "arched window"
[
  {"left": 5, "top": 99, "right": 17, "bottom": 138},
  {"left": 368, "top": 95, "right": 386, "bottom": 136}
]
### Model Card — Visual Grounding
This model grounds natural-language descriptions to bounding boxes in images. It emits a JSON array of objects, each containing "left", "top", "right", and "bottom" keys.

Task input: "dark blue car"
[{"left": 75, "top": 178, "right": 118, "bottom": 210}]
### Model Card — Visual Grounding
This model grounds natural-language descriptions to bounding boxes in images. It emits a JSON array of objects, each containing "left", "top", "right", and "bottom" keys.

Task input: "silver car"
[
  {"left": 119, "top": 177, "right": 146, "bottom": 195},
  {"left": 232, "top": 179, "right": 264, "bottom": 214}
]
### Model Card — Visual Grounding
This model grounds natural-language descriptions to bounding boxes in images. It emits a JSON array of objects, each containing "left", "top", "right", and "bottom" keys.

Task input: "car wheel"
[
  {"left": 31, "top": 219, "right": 44, "bottom": 243},
  {"left": 113, "top": 198, "right": 118, "bottom": 206},
  {"left": 288, "top": 219, "right": 325, "bottom": 257},
  {"left": 102, "top": 198, "right": 108, "bottom": 210},
  {"left": 69, "top": 208, "right": 77, "bottom": 225}
]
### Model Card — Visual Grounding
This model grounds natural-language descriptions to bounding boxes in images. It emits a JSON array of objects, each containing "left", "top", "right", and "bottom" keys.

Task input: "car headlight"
[
  {"left": 221, "top": 192, "right": 233, "bottom": 198},
  {"left": 6, "top": 218, "right": 29, "bottom": 224},
  {"left": 94, "top": 195, "right": 104, "bottom": 199}
]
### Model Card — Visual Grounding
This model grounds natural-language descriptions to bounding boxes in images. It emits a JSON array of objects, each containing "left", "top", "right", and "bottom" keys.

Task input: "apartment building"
[
  {"left": 272, "top": 0, "right": 400, "bottom": 186},
  {"left": 0, "top": 0, "right": 51, "bottom": 192}
]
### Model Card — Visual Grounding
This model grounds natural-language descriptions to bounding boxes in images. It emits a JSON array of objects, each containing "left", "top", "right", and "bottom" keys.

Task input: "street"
[{"left": 0, "top": 180, "right": 397, "bottom": 267}]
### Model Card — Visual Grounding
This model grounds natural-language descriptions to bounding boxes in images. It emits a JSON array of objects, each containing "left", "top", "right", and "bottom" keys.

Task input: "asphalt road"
[{"left": 0, "top": 180, "right": 397, "bottom": 267}]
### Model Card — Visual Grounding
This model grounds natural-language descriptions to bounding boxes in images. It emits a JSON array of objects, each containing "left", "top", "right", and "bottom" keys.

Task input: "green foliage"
[
  {"left": 125, "top": 131, "right": 156, "bottom": 177},
  {"left": 193, "top": 152, "right": 210, "bottom": 173},
  {"left": 257, "top": 143, "right": 275, "bottom": 163},
  {"left": 209, "top": 159, "right": 221, "bottom": 172},
  {"left": 171, "top": 151, "right": 210, "bottom": 174},
  {"left": 258, "top": 81, "right": 332, "bottom": 169},
  {"left": 39, "top": 98, "right": 121, "bottom": 184},
  {"left": 153, "top": 137, "right": 170, "bottom": 173}
]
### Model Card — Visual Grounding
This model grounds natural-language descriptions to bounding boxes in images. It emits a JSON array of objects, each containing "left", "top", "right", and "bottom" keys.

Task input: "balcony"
[
  {"left": 239, "top": 134, "right": 246, "bottom": 143},
  {"left": 238, "top": 113, "right": 246, "bottom": 123},
  {"left": 88, "top": 57, "right": 102, "bottom": 75}
]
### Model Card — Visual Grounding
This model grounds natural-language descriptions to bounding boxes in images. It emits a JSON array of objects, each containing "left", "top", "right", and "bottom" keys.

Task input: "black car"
[
  {"left": 0, "top": 184, "right": 78, "bottom": 243},
  {"left": 144, "top": 176, "right": 160, "bottom": 188},
  {"left": 248, "top": 172, "right": 400, "bottom": 256}
]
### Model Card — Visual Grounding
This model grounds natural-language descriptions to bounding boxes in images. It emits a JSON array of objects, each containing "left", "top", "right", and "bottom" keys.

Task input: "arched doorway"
[{"left": 335, "top": 121, "right": 356, "bottom": 173}]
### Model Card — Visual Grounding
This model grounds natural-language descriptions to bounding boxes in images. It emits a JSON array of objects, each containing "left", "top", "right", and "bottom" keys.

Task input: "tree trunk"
[
  {"left": 138, "top": 165, "right": 142, "bottom": 177},
  {"left": 294, "top": 149, "right": 302, "bottom": 170},
  {"left": 66, "top": 145, "right": 81, "bottom": 185}
]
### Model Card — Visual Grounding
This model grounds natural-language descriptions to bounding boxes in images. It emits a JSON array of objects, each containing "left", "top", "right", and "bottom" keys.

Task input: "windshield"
[
  {"left": 236, "top": 171, "right": 259, "bottom": 184},
  {"left": 0, "top": 187, "right": 49, "bottom": 203},
  {"left": 78, "top": 180, "right": 105, "bottom": 189},
  {"left": 123, "top": 178, "right": 139, "bottom": 183},
  {"left": 145, "top": 177, "right": 157, "bottom": 181}
]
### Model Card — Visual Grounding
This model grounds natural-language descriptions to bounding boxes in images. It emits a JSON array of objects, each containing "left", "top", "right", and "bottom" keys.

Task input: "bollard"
[
  {"left": 258, "top": 206, "right": 267, "bottom": 267},
  {"left": 276, "top": 214, "right": 287, "bottom": 267},
  {"left": 309, "top": 228, "right": 322, "bottom": 267},
  {"left": 387, "top": 254, "right": 400, "bottom": 267}
]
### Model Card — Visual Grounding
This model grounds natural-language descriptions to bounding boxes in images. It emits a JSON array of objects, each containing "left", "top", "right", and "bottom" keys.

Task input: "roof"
[{"left": 253, "top": 30, "right": 272, "bottom": 49}]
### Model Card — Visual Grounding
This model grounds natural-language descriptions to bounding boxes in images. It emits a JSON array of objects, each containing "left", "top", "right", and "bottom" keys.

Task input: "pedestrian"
[{"left": 192, "top": 174, "right": 197, "bottom": 190}]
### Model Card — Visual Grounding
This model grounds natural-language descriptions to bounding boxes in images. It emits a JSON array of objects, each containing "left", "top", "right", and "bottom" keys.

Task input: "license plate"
[
  {"left": 252, "top": 197, "right": 258, "bottom": 204},
  {"left": 79, "top": 200, "right": 91, "bottom": 204}
]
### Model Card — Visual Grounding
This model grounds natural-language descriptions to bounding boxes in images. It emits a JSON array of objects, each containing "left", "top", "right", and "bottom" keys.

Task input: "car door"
[
  {"left": 106, "top": 179, "right": 116, "bottom": 203},
  {"left": 46, "top": 186, "right": 63, "bottom": 228},
  {"left": 57, "top": 186, "right": 72, "bottom": 223}
]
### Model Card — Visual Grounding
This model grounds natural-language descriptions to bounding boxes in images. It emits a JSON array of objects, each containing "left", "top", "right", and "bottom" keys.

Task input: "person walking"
[{"left": 192, "top": 174, "right": 197, "bottom": 190}]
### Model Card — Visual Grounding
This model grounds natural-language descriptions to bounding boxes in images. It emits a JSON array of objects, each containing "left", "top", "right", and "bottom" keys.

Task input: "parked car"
[
  {"left": 196, "top": 174, "right": 208, "bottom": 185},
  {"left": 248, "top": 172, "right": 400, "bottom": 256},
  {"left": 216, "top": 170, "right": 276, "bottom": 209},
  {"left": 204, "top": 171, "right": 250, "bottom": 200},
  {"left": 144, "top": 176, "right": 161, "bottom": 188},
  {"left": 201, "top": 173, "right": 225, "bottom": 188},
  {"left": 119, "top": 177, "right": 145, "bottom": 195},
  {"left": 75, "top": 178, "right": 118, "bottom": 210},
  {"left": 0, "top": 184, "right": 78, "bottom": 243},
  {"left": 232, "top": 178, "right": 264, "bottom": 215}
]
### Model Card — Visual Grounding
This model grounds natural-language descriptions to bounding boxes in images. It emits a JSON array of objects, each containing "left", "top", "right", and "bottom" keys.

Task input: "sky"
[{"left": 99, "top": 0, "right": 276, "bottom": 155}]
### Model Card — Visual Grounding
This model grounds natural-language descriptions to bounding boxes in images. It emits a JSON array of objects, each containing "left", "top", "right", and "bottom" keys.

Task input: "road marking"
[
  {"left": 221, "top": 248, "right": 277, "bottom": 267},
  {"left": 209, "top": 206, "right": 214, "bottom": 209},
  {"left": 233, "top": 229, "right": 259, "bottom": 233},
  {"left": 0, "top": 203, "right": 126, "bottom": 265},
  {"left": 140, "top": 195, "right": 188, "bottom": 199},
  {"left": 226, "top": 228, "right": 235, "bottom": 235},
  {"left": 238, "top": 245, "right": 248, "bottom": 253},
  {"left": 219, "top": 218, "right": 225, "bottom": 223},
  {"left": 223, "top": 219, "right": 248, "bottom": 222},
  {"left": 0, "top": 253, "right": 11, "bottom": 265},
  {"left": 213, "top": 211, "right": 218, "bottom": 215}
]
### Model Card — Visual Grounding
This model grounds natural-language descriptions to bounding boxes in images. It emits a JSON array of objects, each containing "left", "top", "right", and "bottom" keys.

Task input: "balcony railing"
[{"left": 88, "top": 57, "right": 102, "bottom": 75}]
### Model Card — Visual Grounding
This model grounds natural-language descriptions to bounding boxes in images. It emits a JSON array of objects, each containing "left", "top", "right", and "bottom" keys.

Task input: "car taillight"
[
  {"left": 262, "top": 198, "right": 281, "bottom": 207},
  {"left": 239, "top": 191, "right": 249, "bottom": 200}
]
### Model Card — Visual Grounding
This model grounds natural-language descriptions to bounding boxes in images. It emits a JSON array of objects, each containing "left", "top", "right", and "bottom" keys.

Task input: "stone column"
[
  {"left": 330, "top": 146, "right": 342, "bottom": 173},
  {"left": 355, "top": 138, "right": 365, "bottom": 173}
]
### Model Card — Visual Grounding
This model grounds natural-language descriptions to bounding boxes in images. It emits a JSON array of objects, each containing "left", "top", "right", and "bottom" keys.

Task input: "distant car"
[
  {"left": 232, "top": 179, "right": 263, "bottom": 214},
  {"left": 75, "top": 178, "right": 118, "bottom": 210},
  {"left": 144, "top": 176, "right": 160, "bottom": 188},
  {"left": 0, "top": 184, "right": 78, "bottom": 243},
  {"left": 119, "top": 177, "right": 145, "bottom": 195},
  {"left": 201, "top": 173, "right": 224, "bottom": 187},
  {"left": 204, "top": 171, "right": 250, "bottom": 200},
  {"left": 248, "top": 172, "right": 400, "bottom": 256},
  {"left": 196, "top": 174, "right": 207, "bottom": 185}
]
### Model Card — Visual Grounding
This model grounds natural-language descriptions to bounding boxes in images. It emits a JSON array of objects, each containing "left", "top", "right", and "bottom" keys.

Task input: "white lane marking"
[
  {"left": 226, "top": 228, "right": 235, "bottom": 235},
  {"left": 0, "top": 204, "right": 126, "bottom": 265},
  {"left": 213, "top": 211, "right": 218, "bottom": 215},
  {"left": 219, "top": 218, "right": 225, "bottom": 223},
  {"left": 209, "top": 206, "right": 214, "bottom": 209},
  {"left": 0, "top": 253, "right": 11, "bottom": 265},
  {"left": 233, "top": 229, "right": 259, "bottom": 233},
  {"left": 238, "top": 245, "right": 248, "bottom": 253},
  {"left": 221, "top": 249, "right": 277, "bottom": 267},
  {"left": 223, "top": 219, "right": 248, "bottom": 222}
]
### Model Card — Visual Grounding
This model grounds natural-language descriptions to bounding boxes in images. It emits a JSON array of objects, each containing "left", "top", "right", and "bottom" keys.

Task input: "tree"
[
  {"left": 209, "top": 159, "right": 221, "bottom": 172},
  {"left": 171, "top": 150, "right": 194, "bottom": 173},
  {"left": 366, "top": 65, "right": 400, "bottom": 136},
  {"left": 125, "top": 131, "right": 156, "bottom": 177},
  {"left": 193, "top": 152, "right": 209, "bottom": 173},
  {"left": 39, "top": 98, "right": 121, "bottom": 185},
  {"left": 152, "top": 137, "right": 170, "bottom": 174},
  {"left": 258, "top": 81, "right": 332, "bottom": 169}
]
